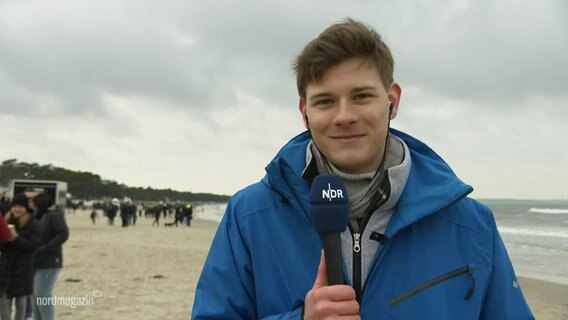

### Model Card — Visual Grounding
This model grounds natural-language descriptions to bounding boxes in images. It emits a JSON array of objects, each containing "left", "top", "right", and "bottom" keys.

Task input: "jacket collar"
[
  {"left": 262, "top": 129, "right": 473, "bottom": 234},
  {"left": 385, "top": 129, "right": 473, "bottom": 236},
  {"left": 263, "top": 132, "right": 312, "bottom": 216}
]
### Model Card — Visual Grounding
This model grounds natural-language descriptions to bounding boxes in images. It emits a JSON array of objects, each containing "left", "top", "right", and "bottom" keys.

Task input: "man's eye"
[
  {"left": 315, "top": 99, "right": 333, "bottom": 106},
  {"left": 354, "top": 93, "right": 373, "bottom": 100}
]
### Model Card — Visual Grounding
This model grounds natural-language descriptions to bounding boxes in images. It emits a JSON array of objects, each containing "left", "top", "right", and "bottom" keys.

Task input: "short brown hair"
[
  {"left": 32, "top": 193, "right": 54, "bottom": 213},
  {"left": 293, "top": 18, "right": 395, "bottom": 101}
]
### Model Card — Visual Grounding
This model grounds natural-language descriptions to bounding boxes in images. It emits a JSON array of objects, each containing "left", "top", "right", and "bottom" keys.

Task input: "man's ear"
[
  {"left": 387, "top": 82, "right": 402, "bottom": 120},
  {"left": 299, "top": 99, "right": 309, "bottom": 129}
]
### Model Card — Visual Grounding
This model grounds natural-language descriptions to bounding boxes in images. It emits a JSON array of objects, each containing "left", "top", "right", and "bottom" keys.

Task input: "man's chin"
[{"left": 327, "top": 158, "right": 364, "bottom": 173}]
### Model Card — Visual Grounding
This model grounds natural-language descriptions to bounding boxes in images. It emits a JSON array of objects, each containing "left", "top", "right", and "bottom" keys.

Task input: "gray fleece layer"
[{"left": 340, "top": 135, "right": 412, "bottom": 286}]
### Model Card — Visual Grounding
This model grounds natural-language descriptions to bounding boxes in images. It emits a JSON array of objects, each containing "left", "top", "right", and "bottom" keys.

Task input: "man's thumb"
[{"left": 313, "top": 250, "right": 328, "bottom": 288}]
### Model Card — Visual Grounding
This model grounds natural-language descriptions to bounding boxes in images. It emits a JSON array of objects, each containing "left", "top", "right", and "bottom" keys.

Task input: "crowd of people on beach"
[
  {"left": 85, "top": 199, "right": 194, "bottom": 228},
  {"left": 0, "top": 190, "right": 69, "bottom": 320}
]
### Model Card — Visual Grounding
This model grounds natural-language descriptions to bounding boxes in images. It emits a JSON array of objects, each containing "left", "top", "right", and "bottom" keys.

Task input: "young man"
[{"left": 192, "top": 19, "right": 533, "bottom": 319}]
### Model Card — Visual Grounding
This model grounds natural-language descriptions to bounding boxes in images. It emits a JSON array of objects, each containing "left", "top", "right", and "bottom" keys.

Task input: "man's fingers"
[
  {"left": 313, "top": 250, "right": 328, "bottom": 288},
  {"left": 310, "top": 298, "right": 360, "bottom": 317},
  {"left": 311, "top": 284, "right": 357, "bottom": 302},
  {"left": 306, "top": 252, "right": 360, "bottom": 319}
]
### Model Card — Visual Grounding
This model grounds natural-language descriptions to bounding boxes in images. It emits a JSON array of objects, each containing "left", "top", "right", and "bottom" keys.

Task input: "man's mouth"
[{"left": 332, "top": 134, "right": 365, "bottom": 142}]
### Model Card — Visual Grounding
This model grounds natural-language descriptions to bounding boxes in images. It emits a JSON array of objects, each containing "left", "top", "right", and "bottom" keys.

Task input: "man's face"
[{"left": 300, "top": 58, "right": 400, "bottom": 174}]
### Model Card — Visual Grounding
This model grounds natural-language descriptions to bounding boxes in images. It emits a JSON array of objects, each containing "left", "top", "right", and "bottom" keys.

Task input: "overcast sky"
[{"left": 1, "top": 0, "right": 566, "bottom": 199}]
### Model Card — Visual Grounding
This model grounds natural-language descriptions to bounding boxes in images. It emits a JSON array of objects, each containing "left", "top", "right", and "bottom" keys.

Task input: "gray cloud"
[
  {"left": 393, "top": 0, "right": 568, "bottom": 107},
  {"left": 0, "top": 0, "right": 399, "bottom": 119},
  {"left": 0, "top": 0, "right": 565, "bottom": 198}
]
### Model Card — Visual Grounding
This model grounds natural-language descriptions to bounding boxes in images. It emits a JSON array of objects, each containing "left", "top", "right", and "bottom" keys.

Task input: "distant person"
[
  {"left": 162, "top": 204, "right": 167, "bottom": 217},
  {"left": 138, "top": 202, "right": 144, "bottom": 217},
  {"left": 152, "top": 205, "right": 161, "bottom": 227},
  {"left": 29, "top": 193, "right": 69, "bottom": 320},
  {"left": 120, "top": 199, "right": 136, "bottom": 227},
  {"left": 129, "top": 202, "right": 137, "bottom": 226},
  {"left": 65, "top": 198, "right": 74, "bottom": 215},
  {"left": 120, "top": 201, "right": 129, "bottom": 228},
  {"left": 143, "top": 204, "right": 153, "bottom": 219},
  {"left": 105, "top": 200, "right": 118, "bottom": 226},
  {"left": 21, "top": 189, "right": 38, "bottom": 320},
  {"left": 0, "top": 194, "right": 41, "bottom": 320},
  {"left": 170, "top": 206, "right": 183, "bottom": 227},
  {"left": 183, "top": 203, "right": 193, "bottom": 227},
  {"left": 22, "top": 189, "right": 39, "bottom": 202},
  {"left": 192, "top": 19, "right": 533, "bottom": 319},
  {"left": 90, "top": 209, "right": 98, "bottom": 225}
]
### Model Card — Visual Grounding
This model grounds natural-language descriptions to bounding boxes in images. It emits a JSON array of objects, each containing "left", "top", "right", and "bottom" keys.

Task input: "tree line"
[{"left": 0, "top": 159, "right": 230, "bottom": 202}]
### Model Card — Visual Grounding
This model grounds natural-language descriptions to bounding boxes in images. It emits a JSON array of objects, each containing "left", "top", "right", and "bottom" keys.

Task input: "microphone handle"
[{"left": 323, "top": 232, "right": 344, "bottom": 285}]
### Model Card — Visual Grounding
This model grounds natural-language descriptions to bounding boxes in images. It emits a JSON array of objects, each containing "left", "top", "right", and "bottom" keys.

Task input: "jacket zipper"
[
  {"left": 350, "top": 178, "right": 391, "bottom": 303},
  {"left": 389, "top": 265, "right": 476, "bottom": 307},
  {"left": 352, "top": 231, "right": 361, "bottom": 301},
  {"left": 349, "top": 209, "right": 374, "bottom": 303}
]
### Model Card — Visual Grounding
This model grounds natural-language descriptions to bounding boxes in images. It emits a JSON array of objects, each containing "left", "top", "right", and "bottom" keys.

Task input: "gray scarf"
[{"left": 309, "top": 135, "right": 404, "bottom": 220}]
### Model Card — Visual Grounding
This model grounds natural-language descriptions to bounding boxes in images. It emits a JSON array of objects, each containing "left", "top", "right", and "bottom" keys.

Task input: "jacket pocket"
[{"left": 389, "top": 265, "right": 475, "bottom": 307}]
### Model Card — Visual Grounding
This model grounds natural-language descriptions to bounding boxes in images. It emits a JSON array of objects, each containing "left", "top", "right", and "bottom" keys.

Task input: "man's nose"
[{"left": 333, "top": 99, "right": 358, "bottom": 125}]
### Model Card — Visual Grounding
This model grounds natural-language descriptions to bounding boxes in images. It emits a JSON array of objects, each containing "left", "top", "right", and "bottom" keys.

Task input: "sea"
[
  {"left": 195, "top": 199, "right": 568, "bottom": 285},
  {"left": 481, "top": 199, "right": 568, "bottom": 285}
]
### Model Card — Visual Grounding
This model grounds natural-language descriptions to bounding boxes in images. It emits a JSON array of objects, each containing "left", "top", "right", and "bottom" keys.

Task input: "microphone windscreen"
[{"left": 309, "top": 173, "right": 349, "bottom": 233}]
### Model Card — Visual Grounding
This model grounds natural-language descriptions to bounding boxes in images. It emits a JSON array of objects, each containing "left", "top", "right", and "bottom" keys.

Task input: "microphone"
[{"left": 309, "top": 173, "right": 349, "bottom": 285}]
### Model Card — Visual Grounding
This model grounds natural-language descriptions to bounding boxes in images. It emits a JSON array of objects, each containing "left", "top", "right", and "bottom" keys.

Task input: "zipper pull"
[
  {"left": 353, "top": 233, "right": 361, "bottom": 253},
  {"left": 464, "top": 266, "right": 476, "bottom": 300}
]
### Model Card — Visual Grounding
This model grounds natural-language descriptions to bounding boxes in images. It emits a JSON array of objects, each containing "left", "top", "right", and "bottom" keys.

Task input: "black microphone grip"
[{"left": 322, "top": 232, "right": 344, "bottom": 285}]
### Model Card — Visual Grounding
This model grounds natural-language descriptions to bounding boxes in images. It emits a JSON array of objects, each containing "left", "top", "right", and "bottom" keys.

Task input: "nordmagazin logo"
[{"left": 36, "top": 290, "right": 102, "bottom": 309}]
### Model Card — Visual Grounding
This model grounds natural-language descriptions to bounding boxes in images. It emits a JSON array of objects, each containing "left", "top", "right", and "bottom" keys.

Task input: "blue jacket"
[{"left": 192, "top": 129, "right": 533, "bottom": 319}]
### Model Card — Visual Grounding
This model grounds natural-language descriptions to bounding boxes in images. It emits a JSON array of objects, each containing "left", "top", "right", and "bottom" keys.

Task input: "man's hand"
[{"left": 304, "top": 252, "right": 360, "bottom": 319}]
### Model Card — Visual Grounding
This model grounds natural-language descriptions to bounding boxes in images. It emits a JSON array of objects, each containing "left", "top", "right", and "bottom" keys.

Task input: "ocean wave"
[
  {"left": 498, "top": 226, "right": 568, "bottom": 239},
  {"left": 528, "top": 208, "right": 568, "bottom": 215},
  {"left": 194, "top": 203, "right": 227, "bottom": 223}
]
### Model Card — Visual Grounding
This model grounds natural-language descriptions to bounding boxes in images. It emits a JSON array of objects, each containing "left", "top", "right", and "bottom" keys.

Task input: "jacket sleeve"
[
  {"left": 260, "top": 308, "right": 303, "bottom": 320},
  {"left": 45, "top": 212, "right": 70, "bottom": 248},
  {"left": 480, "top": 210, "right": 534, "bottom": 320},
  {"left": 192, "top": 199, "right": 256, "bottom": 319},
  {"left": 191, "top": 200, "right": 303, "bottom": 320},
  {"left": 0, "top": 217, "right": 10, "bottom": 243},
  {"left": 12, "top": 223, "right": 42, "bottom": 253}
]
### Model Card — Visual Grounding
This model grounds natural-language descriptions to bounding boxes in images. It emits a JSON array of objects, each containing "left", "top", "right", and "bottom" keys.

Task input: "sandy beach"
[
  {"left": 53, "top": 210, "right": 217, "bottom": 319},
  {"left": 53, "top": 210, "right": 567, "bottom": 319}
]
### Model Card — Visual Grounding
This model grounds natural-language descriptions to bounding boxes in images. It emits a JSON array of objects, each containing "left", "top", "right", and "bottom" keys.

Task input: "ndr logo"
[{"left": 322, "top": 183, "right": 344, "bottom": 202}]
